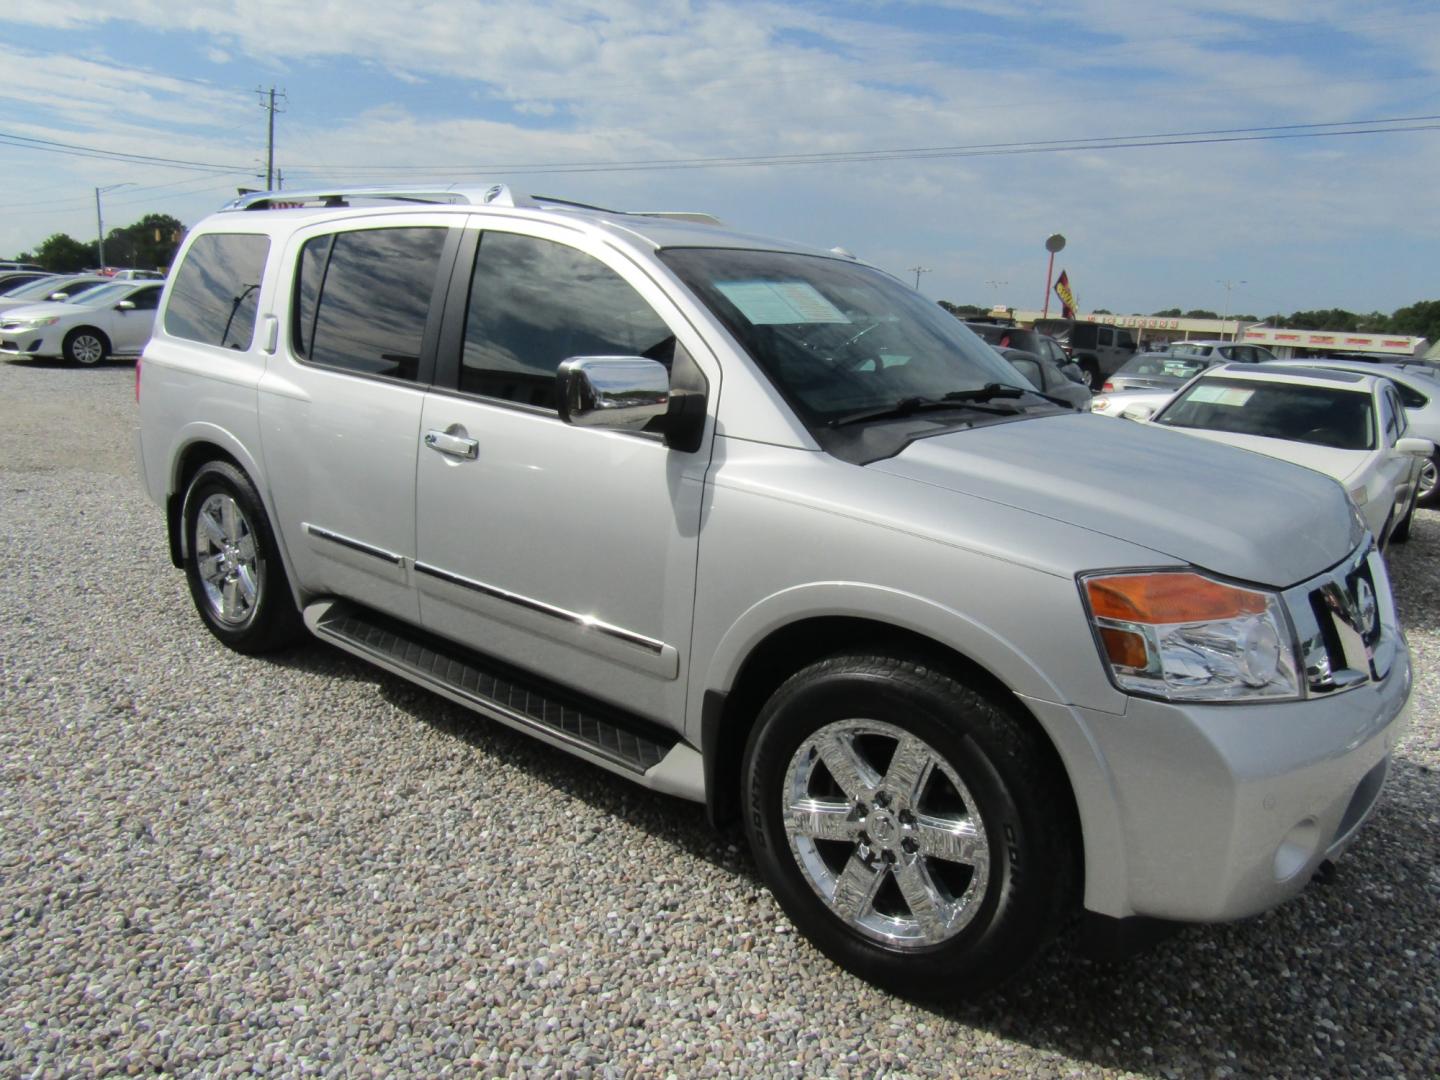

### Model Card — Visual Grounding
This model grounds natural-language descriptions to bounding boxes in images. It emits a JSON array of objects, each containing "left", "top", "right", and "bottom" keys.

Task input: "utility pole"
[
  {"left": 256, "top": 86, "right": 288, "bottom": 190},
  {"left": 1217, "top": 278, "right": 1247, "bottom": 341},
  {"left": 909, "top": 266, "right": 931, "bottom": 291},
  {"left": 94, "top": 183, "right": 132, "bottom": 266}
]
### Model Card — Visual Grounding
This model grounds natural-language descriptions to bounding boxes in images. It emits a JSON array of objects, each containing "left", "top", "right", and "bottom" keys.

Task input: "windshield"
[
  {"left": 69, "top": 282, "right": 133, "bottom": 307},
  {"left": 1169, "top": 342, "right": 1217, "bottom": 358},
  {"left": 1155, "top": 376, "right": 1376, "bottom": 450},
  {"left": 1117, "top": 354, "right": 1210, "bottom": 380},
  {"left": 6, "top": 277, "right": 105, "bottom": 302},
  {"left": 660, "top": 249, "right": 1032, "bottom": 426}
]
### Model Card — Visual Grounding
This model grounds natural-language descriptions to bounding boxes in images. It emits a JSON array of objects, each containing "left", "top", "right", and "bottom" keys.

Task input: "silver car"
[{"left": 136, "top": 185, "right": 1413, "bottom": 997}]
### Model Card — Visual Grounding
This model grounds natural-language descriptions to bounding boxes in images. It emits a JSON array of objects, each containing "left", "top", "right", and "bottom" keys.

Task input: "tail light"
[{"left": 1101, "top": 381, "right": 1114, "bottom": 391}]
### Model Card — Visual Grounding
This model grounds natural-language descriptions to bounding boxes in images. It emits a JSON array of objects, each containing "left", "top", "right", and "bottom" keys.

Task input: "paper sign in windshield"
[
  {"left": 1188, "top": 385, "right": 1254, "bottom": 407},
  {"left": 716, "top": 281, "right": 850, "bottom": 325}
]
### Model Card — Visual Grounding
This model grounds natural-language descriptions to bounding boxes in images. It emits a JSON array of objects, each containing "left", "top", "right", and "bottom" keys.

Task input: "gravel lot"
[{"left": 2, "top": 356, "right": 1437, "bottom": 1078}]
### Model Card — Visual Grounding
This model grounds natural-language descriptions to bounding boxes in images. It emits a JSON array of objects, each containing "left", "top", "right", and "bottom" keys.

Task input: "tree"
[
  {"left": 1092, "top": 308, "right": 1113, "bottom": 314},
  {"left": 26, "top": 233, "right": 95, "bottom": 273},
  {"left": 1183, "top": 308, "right": 1219, "bottom": 319},
  {"left": 937, "top": 300, "right": 988, "bottom": 318},
  {"left": 1282, "top": 309, "right": 1360, "bottom": 332},
  {"left": 1150, "top": 308, "right": 1182, "bottom": 317},
  {"left": 103, "top": 213, "right": 186, "bottom": 270},
  {"left": 1387, "top": 300, "right": 1440, "bottom": 343}
]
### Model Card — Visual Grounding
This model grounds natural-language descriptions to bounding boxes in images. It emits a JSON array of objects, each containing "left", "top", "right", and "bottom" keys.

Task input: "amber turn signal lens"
[
  {"left": 1086, "top": 572, "right": 1267, "bottom": 624},
  {"left": 1098, "top": 626, "right": 1149, "bottom": 669}
]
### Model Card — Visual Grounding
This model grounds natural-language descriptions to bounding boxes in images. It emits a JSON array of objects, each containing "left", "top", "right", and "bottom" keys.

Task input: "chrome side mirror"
[
  {"left": 116, "top": 300, "right": 136, "bottom": 311},
  {"left": 1121, "top": 403, "right": 1156, "bottom": 422},
  {"left": 557, "top": 356, "right": 669, "bottom": 432}
]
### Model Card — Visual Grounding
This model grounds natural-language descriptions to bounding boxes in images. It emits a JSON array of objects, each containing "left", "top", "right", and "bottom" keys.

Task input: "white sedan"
[
  {"left": 1146, "top": 364, "right": 1433, "bottom": 547},
  {"left": 0, "top": 280, "right": 164, "bottom": 365}
]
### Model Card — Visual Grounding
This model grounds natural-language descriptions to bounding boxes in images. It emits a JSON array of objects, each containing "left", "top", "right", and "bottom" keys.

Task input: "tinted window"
[
  {"left": 294, "top": 227, "right": 446, "bottom": 382},
  {"left": 461, "top": 232, "right": 674, "bottom": 409},
  {"left": 127, "top": 286, "right": 162, "bottom": 311},
  {"left": 165, "top": 233, "right": 270, "bottom": 349}
]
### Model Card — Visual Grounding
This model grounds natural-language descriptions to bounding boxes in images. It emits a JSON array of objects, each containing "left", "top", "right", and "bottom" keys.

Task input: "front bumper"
[
  {"left": 1044, "top": 538, "right": 1413, "bottom": 923},
  {"left": 0, "top": 335, "right": 52, "bottom": 358},
  {"left": 1079, "top": 638, "right": 1411, "bottom": 921}
]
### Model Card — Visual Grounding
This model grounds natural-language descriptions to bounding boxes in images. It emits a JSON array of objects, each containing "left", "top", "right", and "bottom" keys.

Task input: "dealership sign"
[{"left": 1242, "top": 326, "right": 1424, "bottom": 355}]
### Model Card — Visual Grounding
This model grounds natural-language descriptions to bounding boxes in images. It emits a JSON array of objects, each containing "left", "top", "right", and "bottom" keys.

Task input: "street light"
[
  {"left": 94, "top": 183, "right": 133, "bottom": 267},
  {"left": 1042, "top": 234, "right": 1065, "bottom": 317}
]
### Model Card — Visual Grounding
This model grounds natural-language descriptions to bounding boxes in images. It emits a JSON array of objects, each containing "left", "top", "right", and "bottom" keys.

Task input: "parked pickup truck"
[{"left": 137, "top": 186, "right": 1413, "bottom": 996}]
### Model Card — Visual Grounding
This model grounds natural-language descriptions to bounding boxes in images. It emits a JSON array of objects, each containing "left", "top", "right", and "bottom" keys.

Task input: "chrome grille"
[{"left": 1284, "top": 543, "right": 1398, "bottom": 695}]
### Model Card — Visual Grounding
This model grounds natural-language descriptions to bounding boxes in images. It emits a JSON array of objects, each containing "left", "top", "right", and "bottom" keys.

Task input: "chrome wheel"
[
  {"left": 1420, "top": 457, "right": 1438, "bottom": 501},
  {"left": 782, "top": 718, "right": 990, "bottom": 948},
  {"left": 68, "top": 332, "right": 105, "bottom": 365},
  {"left": 194, "top": 493, "right": 259, "bottom": 626}
]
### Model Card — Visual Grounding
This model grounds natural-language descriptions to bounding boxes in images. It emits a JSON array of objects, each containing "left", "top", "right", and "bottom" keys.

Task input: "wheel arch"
[
  {"left": 164, "top": 429, "right": 300, "bottom": 608},
  {"left": 701, "top": 613, "right": 1086, "bottom": 889},
  {"left": 64, "top": 325, "right": 112, "bottom": 360}
]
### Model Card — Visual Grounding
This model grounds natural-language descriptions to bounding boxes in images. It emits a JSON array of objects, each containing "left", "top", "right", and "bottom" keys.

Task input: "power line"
[
  {"left": 0, "top": 131, "right": 247, "bottom": 173},
  {"left": 2, "top": 113, "right": 1436, "bottom": 189}
]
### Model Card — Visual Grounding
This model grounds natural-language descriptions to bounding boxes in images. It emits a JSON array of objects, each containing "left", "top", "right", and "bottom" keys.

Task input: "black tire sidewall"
[
  {"left": 742, "top": 658, "right": 1064, "bottom": 996},
  {"left": 181, "top": 461, "right": 298, "bottom": 654},
  {"left": 64, "top": 328, "right": 108, "bottom": 366}
]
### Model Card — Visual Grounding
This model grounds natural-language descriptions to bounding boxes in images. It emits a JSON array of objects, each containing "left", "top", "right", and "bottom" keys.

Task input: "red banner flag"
[{"left": 1054, "top": 270, "right": 1077, "bottom": 319}]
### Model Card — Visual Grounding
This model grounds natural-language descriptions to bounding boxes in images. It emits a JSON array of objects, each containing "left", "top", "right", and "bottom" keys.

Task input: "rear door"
[
  {"left": 412, "top": 219, "right": 717, "bottom": 728},
  {"left": 258, "top": 215, "right": 460, "bottom": 622}
]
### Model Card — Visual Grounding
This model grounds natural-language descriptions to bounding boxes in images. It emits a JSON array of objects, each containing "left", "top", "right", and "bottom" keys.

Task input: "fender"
[
  {"left": 695, "top": 580, "right": 1131, "bottom": 917},
  {"left": 168, "top": 421, "right": 305, "bottom": 610}
]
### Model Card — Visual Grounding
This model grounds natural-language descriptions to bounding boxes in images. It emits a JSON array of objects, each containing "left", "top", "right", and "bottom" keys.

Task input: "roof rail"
[
  {"left": 218, "top": 184, "right": 723, "bottom": 225},
  {"left": 220, "top": 184, "right": 536, "bottom": 211}
]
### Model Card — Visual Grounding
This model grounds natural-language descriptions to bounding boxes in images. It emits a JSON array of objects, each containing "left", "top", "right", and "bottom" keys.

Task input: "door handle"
[{"left": 424, "top": 429, "right": 478, "bottom": 460}]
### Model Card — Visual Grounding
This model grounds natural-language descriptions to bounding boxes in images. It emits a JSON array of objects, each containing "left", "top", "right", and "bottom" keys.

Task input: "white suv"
[{"left": 136, "top": 186, "right": 1413, "bottom": 996}]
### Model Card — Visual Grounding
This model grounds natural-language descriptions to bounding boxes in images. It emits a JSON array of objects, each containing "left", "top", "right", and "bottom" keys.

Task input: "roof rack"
[
  {"left": 221, "top": 184, "right": 537, "bottom": 212},
  {"left": 219, "top": 184, "right": 722, "bottom": 224}
]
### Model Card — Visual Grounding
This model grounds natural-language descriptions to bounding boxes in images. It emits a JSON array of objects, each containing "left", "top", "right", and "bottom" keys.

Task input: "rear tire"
[
  {"left": 181, "top": 460, "right": 303, "bottom": 654},
  {"left": 1078, "top": 359, "right": 1101, "bottom": 389},
  {"left": 741, "top": 653, "right": 1077, "bottom": 998}
]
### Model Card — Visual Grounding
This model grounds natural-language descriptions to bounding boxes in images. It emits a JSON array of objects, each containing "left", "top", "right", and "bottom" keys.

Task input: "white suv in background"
[{"left": 136, "top": 186, "right": 1413, "bottom": 997}]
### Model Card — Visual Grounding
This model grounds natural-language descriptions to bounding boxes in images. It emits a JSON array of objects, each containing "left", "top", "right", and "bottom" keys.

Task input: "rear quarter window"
[{"left": 163, "top": 233, "right": 271, "bottom": 349}]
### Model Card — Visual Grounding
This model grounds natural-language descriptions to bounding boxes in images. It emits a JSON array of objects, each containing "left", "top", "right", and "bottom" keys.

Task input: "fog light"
[{"left": 1273, "top": 818, "right": 1321, "bottom": 881}]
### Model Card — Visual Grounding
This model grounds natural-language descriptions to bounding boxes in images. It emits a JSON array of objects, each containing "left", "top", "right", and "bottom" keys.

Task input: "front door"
[{"left": 414, "top": 221, "right": 715, "bottom": 729}]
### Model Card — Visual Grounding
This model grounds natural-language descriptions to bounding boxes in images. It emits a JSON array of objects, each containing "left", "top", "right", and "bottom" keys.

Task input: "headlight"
[
  {"left": 1080, "top": 570, "right": 1301, "bottom": 702},
  {"left": 19, "top": 316, "right": 60, "bottom": 328},
  {"left": 1089, "top": 396, "right": 1108, "bottom": 412}
]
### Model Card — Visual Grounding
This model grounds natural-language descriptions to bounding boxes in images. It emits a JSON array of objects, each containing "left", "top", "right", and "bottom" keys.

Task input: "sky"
[{"left": 3, "top": 1, "right": 1439, "bottom": 318}]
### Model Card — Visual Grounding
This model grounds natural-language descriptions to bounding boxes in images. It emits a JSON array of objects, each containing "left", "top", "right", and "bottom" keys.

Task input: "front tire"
[
  {"left": 1418, "top": 452, "right": 1439, "bottom": 509},
  {"left": 63, "top": 328, "right": 109, "bottom": 366},
  {"left": 741, "top": 654, "right": 1077, "bottom": 997},
  {"left": 181, "top": 460, "right": 303, "bottom": 654}
]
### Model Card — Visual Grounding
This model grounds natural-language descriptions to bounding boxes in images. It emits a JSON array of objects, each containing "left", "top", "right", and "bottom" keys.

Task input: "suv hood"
[{"left": 870, "top": 412, "right": 1358, "bottom": 588}]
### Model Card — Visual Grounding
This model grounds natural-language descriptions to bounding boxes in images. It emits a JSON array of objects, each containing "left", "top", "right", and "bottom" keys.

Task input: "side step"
[{"left": 305, "top": 599, "right": 703, "bottom": 797}]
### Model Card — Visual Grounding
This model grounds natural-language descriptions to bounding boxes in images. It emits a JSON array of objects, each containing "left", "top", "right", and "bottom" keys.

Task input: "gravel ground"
[{"left": 1, "top": 357, "right": 1437, "bottom": 1078}]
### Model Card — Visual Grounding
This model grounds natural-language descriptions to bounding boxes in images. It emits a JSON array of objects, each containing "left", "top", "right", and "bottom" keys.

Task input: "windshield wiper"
[{"left": 827, "top": 384, "right": 1030, "bottom": 428}]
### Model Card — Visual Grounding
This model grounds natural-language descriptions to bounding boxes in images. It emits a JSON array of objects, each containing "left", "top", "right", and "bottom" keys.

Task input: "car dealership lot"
[{"left": 2, "top": 359, "right": 1437, "bottom": 1076}]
